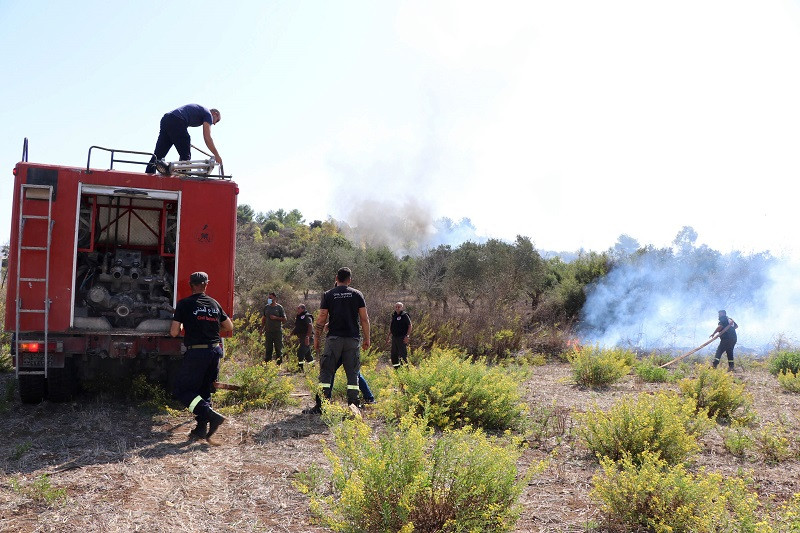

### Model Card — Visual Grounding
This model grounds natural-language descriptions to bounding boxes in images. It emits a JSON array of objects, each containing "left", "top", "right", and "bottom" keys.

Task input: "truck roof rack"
[{"left": 86, "top": 145, "right": 231, "bottom": 180}]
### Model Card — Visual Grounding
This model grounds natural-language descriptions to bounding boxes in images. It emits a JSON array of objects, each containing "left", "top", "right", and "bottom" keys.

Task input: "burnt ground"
[{"left": 1, "top": 359, "right": 800, "bottom": 533}]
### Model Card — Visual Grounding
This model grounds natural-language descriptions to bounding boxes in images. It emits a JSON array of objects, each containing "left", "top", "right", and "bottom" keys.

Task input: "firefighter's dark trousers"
[
  {"left": 317, "top": 336, "right": 361, "bottom": 405},
  {"left": 173, "top": 345, "right": 222, "bottom": 421},
  {"left": 390, "top": 336, "right": 409, "bottom": 368},
  {"left": 296, "top": 338, "right": 314, "bottom": 369},
  {"left": 713, "top": 338, "right": 736, "bottom": 369},
  {"left": 264, "top": 330, "right": 283, "bottom": 362},
  {"left": 145, "top": 113, "right": 191, "bottom": 174}
]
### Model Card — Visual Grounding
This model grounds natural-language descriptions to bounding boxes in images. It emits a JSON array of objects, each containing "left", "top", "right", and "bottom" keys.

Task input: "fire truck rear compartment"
[{"left": 73, "top": 190, "right": 178, "bottom": 331}]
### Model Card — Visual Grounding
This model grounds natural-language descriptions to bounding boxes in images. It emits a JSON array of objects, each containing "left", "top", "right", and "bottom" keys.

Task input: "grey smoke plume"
[
  {"left": 579, "top": 234, "right": 799, "bottom": 355},
  {"left": 337, "top": 198, "right": 484, "bottom": 255}
]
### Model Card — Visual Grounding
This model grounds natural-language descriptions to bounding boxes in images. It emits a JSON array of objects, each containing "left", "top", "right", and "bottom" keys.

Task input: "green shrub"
[
  {"left": 777, "top": 370, "right": 800, "bottom": 393},
  {"left": 381, "top": 347, "right": 528, "bottom": 431},
  {"left": 0, "top": 349, "right": 12, "bottom": 373},
  {"left": 720, "top": 426, "right": 753, "bottom": 458},
  {"left": 224, "top": 311, "right": 265, "bottom": 364},
  {"left": 679, "top": 365, "right": 754, "bottom": 424},
  {"left": 10, "top": 474, "right": 67, "bottom": 505},
  {"left": 591, "top": 452, "right": 763, "bottom": 532},
  {"left": 214, "top": 362, "right": 294, "bottom": 413},
  {"left": 568, "top": 346, "right": 633, "bottom": 388},
  {"left": 633, "top": 358, "right": 671, "bottom": 383},
  {"left": 774, "top": 492, "right": 800, "bottom": 532},
  {"left": 302, "top": 412, "right": 539, "bottom": 532},
  {"left": 768, "top": 350, "right": 800, "bottom": 376},
  {"left": 578, "top": 392, "right": 709, "bottom": 466},
  {"left": 528, "top": 402, "right": 573, "bottom": 449},
  {"left": 130, "top": 374, "right": 172, "bottom": 411},
  {"left": 751, "top": 422, "right": 793, "bottom": 464}
]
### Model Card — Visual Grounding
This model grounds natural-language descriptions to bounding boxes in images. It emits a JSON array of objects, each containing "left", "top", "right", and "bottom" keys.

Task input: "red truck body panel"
[{"left": 5, "top": 162, "right": 237, "bottom": 344}]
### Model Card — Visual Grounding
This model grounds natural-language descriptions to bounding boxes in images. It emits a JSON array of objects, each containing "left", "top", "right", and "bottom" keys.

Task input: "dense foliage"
[
  {"left": 233, "top": 205, "right": 613, "bottom": 353},
  {"left": 299, "top": 410, "right": 537, "bottom": 533}
]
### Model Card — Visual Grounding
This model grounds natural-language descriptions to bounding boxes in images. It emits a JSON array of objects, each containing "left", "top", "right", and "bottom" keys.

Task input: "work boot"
[
  {"left": 154, "top": 159, "right": 170, "bottom": 175},
  {"left": 302, "top": 405, "right": 322, "bottom": 415},
  {"left": 712, "top": 358, "right": 720, "bottom": 369},
  {"left": 303, "top": 395, "right": 323, "bottom": 415},
  {"left": 206, "top": 409, "right": 225, "bottom": 440},
  {"left": 189, "top": 420, "right": 208, "bottom": 440}
]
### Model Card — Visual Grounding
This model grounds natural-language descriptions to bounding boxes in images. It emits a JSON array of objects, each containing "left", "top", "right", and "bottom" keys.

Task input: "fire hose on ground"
[{"left": 659, "top": 323, "right": 732, "bottom": 368}]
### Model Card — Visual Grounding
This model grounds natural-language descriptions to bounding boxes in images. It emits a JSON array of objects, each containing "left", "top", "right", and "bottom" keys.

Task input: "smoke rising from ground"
[
  {"left": 336, "top": 198, "right": 484, "bottom": 255},
  {"left": 579, "top": 240, "right": 799, "bottom": 355}
]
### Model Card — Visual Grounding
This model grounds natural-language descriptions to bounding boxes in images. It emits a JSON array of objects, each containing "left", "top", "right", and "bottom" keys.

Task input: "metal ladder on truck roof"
[{"left": 15, "top": 183, "right": 54, "bottom": 381}]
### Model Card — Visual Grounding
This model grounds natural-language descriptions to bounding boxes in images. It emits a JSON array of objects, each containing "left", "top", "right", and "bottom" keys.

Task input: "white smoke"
[
  {"left": 336, "top": 197, "right": 484, "bottom": 255},
  {"left": 579, "top": 241, "right": 799, "bottom": 355}
]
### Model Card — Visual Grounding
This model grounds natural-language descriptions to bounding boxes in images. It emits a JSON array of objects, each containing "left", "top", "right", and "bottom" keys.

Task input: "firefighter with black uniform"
[
  {"left": 292, "top": 303, "right": 315, "bottom": 371},
  {"left": 303, "top": 267, "right": 370, "bottom": 415},
  {"left": 386, "top": 302, "right": 412, "bottom": 368},
  {"left": 170, "top": 272, "right": 233, "bottom": 442},
  {"left": 711, "top": 309, "right": 738, "bottom": 371}
]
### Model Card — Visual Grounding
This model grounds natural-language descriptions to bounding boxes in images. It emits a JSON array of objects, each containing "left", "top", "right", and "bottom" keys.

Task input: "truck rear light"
[{"left": 19, "top": 341, "right": 62, "bottom": 352}]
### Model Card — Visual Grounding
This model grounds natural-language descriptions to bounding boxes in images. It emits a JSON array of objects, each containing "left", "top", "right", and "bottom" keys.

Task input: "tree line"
[{"left": 234, "top": 206, "right": 611, "bottom": 356}]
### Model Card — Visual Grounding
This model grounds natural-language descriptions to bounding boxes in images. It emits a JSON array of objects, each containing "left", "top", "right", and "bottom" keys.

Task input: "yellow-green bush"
[
  {"left": 130, "top": 374, "right": 173, "bottom": 411},
  {"left": 679, "top": 365, "right": 753, "bottom": 423},
  {"left": 10, "top": 474, "right": 67, "bottom": 505},
  {"left": 777, "top": 370, "right": 800, "bottom": 393},
  {"left": 224, "top": 311, "right": 265, "bottom": 364},
  {"left": 578, "top": 392, "right": 709, "bottom": 466},
  {"left": 301, "top": 411, "right": 538, "bottom": 532},
  {"left": 591, "top": 452, "right": 764, "bottom": 532},
  {"left": 773, "top": 493, "right": 800, "bottom": 532},
  {"left": 214, "top": 362, "right": 294, "bottom": 413},
  {"left": 751, "top": 422, "right": 793, "bottom": 464},
  {"left": 768, "top": 350, "right": 800, "bottom": 376},
  {"left": 568, "top": 346, "right": 632, "bottom": 388},
  {"left": 381, "top": 347, "right": 528, "bottom": 431},
  {"left": 720, "top": 425, "right": 753, "bottom": 458},
  {"left": 633, "top": 357, "right": 672, "bottom": 383},
  {"left": 0, "top": 349, "right": 12, "bottom": 373}
]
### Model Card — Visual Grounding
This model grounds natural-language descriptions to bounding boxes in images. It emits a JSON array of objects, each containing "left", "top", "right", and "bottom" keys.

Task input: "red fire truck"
[{"left": 4, "top": 141, "right": 238, "bottom": 403}]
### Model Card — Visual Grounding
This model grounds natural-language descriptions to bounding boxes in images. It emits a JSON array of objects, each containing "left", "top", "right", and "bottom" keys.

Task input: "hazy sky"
[{"left": 3, "top": 0, "right": 800, "bottom": 256}]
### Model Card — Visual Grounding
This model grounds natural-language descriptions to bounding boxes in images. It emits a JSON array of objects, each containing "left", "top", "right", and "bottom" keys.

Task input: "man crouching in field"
[{"left": 170, "top": 272, "right": 233, "bottom": 443}]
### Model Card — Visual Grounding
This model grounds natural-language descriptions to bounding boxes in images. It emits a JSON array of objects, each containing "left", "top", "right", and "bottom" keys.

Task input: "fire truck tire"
[
  {"left": 46, "top": 361, "right": 76, "bottom": 402},
  {"left": 18, "top": 375, "right": 46, "bottom": 404}
]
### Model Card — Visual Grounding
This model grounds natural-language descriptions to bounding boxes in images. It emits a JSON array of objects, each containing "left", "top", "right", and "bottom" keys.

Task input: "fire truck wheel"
[
  {"left": 47, "top": 361, "right": 77, "bottom": 402},
  {"left": 18, "top": 375, "right": 46, "bottom": 404}
]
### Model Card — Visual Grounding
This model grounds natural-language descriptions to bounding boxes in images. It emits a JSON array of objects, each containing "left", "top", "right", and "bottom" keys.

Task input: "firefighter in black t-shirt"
[
  {"left": 292, "top": 304, "right": 315, "bottom": 371},
  {"left": 171, "top": 272, "right": 233, "bottom": 442},
  {"left": 303, "top": 267, "right": 371, "bottom": 414}
]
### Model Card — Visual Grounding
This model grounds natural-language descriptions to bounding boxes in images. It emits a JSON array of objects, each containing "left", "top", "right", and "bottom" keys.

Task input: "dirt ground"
[{"left": 2, "top": 360, "right": 799, "bottom": 533}]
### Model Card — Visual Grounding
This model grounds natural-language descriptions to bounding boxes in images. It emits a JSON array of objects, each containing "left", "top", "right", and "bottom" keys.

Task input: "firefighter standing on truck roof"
[
  {"left": 145, "top": 104, "right": 222, "bottom": 174},
  {"left": 170, "top": 272, "right": 232, "bottom": 443}
]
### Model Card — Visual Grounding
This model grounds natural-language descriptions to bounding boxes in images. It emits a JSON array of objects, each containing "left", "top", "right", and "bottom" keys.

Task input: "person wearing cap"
[
  {"left": 710, "top": 309, "right": 738, "bottom": 371},
  {"left": 291, "top": 303, "right": 315, "bottom": 371},
  {"left": 386, "top": 302, "right": 412, "bottom": 368},
  {"left": 303, "top": 267, "right": 370, "bottom": 415},
  {"left": 170, "top": 271, "right": 233, "bottom": 442},
  {"left": 145, "top": 104, "right": 222, "bottom": 174},
  {"left": 262, "top": 292, "right": 287, "bottom": 365}
]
